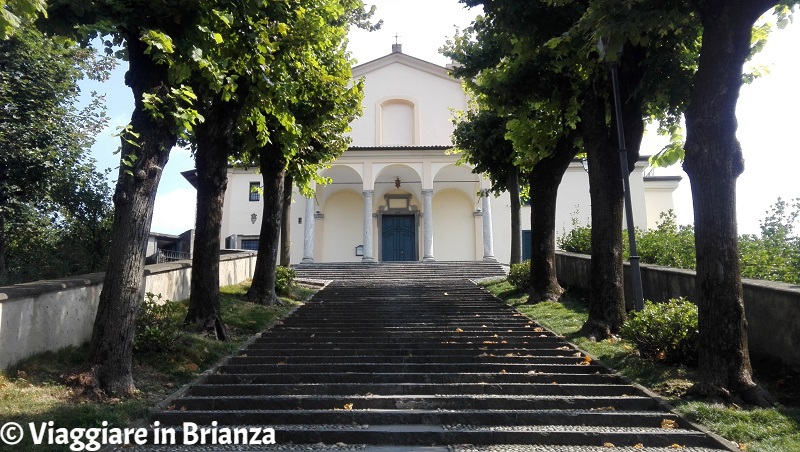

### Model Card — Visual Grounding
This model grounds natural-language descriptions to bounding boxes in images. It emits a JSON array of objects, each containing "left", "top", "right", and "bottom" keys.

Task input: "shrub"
[
  {"left": 620, "top": 297, "right": 698, "bottom": 366},
  {"left": 739, "top": 198, "right": 800, "bottom": 284},
  {"left": 637, "top": 210, "right": 696, "bottom": 269},
  {"left": 135, "top": 293, "right": 184, "bottom": 353},
  {"left": 507, "top": 260, "right": 530, "bottom": 291},
  {"left": 557, "top": 216, "right": 592, "bottom": 254},
  {"left": 275, "top": 265, "right": 296, "bottom": 295}
]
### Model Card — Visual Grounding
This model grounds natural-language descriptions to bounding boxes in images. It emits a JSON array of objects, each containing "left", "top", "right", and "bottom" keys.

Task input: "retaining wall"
[
  {"left": 555, "top": 251, "right": 800, "bottom": 371},
  {"left": 0, "top": 252, "right": 257, "bottom": 370}
]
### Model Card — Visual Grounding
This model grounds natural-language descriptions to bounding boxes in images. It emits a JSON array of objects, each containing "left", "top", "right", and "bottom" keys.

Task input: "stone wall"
[
  {"left": 0, "top": 252, "right": 257, "bottom": 370},
  {"left": 555, "top": 251, "right": 800, "bottom": 371}
]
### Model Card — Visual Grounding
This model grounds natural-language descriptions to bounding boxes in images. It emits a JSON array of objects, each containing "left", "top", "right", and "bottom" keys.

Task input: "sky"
[{"left": 81, "top": 1, "right": 800, "bottom": 236}]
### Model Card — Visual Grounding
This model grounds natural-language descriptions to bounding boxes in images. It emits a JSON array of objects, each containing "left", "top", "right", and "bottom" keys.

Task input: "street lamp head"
[
  {"left": 597, "top": 36, "right": 610, "bottom": 57},
  {"left": 597, "top": 36, "right": 621, "bottom": 65},
  {"left": 581, "top": 157, "right": 589, "bottom": 173}
]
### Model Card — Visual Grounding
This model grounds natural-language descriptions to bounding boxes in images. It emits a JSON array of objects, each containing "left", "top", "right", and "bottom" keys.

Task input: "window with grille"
[
  {"left": 241, "top": 239, "right": 259, "bottom": 250},
  {"left": 249, "top": 182, "right": 260, "bottom": 201}
]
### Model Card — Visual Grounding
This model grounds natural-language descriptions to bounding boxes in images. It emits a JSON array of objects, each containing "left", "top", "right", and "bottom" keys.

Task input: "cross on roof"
[{"left": 393, "top": 33, "right": 401, "bottom": 45}]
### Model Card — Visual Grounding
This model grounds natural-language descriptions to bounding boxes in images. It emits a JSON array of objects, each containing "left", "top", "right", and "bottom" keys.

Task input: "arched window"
[{"left": 379, "top": 99, "right": 416, "bottom": 146}]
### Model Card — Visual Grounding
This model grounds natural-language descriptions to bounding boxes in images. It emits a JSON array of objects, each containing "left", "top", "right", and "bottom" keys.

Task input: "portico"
[{"left": 299, "top": 151, "right": 494, "bottom": 263}]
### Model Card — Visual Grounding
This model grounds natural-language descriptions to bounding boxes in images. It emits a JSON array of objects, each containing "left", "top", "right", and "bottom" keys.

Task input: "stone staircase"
[
  {"left": 294, "top": 261, "right": 508, "bottom": 282},
  {"left": 142, "top": 278, "right": 735, "bottom": 451}
]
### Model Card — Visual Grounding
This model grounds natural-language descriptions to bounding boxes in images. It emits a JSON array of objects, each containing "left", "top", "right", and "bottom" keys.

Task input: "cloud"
[{"left": 151, "top": 188, "right": 197, "bottom": 235}]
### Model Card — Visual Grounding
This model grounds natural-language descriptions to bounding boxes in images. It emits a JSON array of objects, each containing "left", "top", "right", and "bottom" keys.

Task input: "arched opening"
[{"left": 379, "top": 99, "right": 416, "bottom": 146}]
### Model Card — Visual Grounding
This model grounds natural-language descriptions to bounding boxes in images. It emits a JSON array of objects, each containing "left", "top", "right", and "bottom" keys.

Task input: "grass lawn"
[
  {"left": 482, "top": 279, "right": 800, "bottom": 452},
  {"left": 0, "top": 281, "right": 314, "bottom": 452}
]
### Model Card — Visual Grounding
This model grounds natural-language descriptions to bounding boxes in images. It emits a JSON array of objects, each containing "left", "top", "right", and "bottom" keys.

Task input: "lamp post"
[{"left": 597, "top": 37, "right": 645, "bottom": 312}]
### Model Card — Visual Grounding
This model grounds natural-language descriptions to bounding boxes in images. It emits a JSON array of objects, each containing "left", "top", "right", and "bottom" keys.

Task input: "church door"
[{"left": 382, "top": 215, "right": 416, "bottom": 261}]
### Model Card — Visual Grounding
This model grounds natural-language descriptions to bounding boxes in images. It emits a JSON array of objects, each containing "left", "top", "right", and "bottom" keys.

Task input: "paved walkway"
[{"left": 137, "top": 265, "right": 735, "bottom": 451}]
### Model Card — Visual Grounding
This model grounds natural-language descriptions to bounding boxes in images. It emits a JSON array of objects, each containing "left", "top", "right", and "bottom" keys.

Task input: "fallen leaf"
[
  {"left": 573, "top": 352, "right": 582, "bottom": 357},
  {"left": 533, "top": 327, "right": 544, "bottom": 332},
  {"left": 669, "top": 445, "right": 684, "bottom": 449},
  {"left": 591, "top": 406, "right": 616, "bottom": 411},
  {"left": 657, "top": 351, "right": 667, "bottom": 361},
  {"left": 661, "top": 419, "right": 678, "bottom": 429},
  {"left": 166, "top": 405, "right": 175, "bottom": 411},
  {"left": 556, "top": 346, "right": 570, "bottom": 351},
  {"left": 343, "top": 403, "right": 354, "bottom": 410},
  {"left": 456, "top": 328, "right": 464, "bottom": 333},
  {"left": 738, "top": 443, "right": 749, "bottom": 451},
  {"left": 184, "top": 363, "right": 199, "bottom": 372},
  {"left": 633, "top": 444, "right": 644, "bottom": 449},
  {"left": 277, "top": 361, "right": 286, "bottom": 365},
  {"left": 501, "top": 341, "right": 507, "bottom": 344},
  {"left": 500, "top": 369, "right": 508, "bottom": 374},
  {"left": 584, "top": 355, "right": 592, "bottom": 364},
  {"left": 603, "top": 442, "right": 614, "bottom": 448}
]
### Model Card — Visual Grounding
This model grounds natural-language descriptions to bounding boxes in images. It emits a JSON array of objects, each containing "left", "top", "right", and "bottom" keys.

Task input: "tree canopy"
[{"left": 0, "top": 24, "right": 113, "bottom": 284}]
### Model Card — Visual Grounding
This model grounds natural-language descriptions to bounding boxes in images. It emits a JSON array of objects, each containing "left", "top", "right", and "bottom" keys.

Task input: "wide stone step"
[
  {"left": 215, "top": 363, "right": 607, "bottom": 375},
  {"left": 225, "top": 355, "right": 593, "bottom": 366},
  {"left": 134, "top": 423, "right": 724, "bottom": 449},
  {"left": 188, "top": 383, "right": 637, "bottom": 397},
  {"left": 203, "top": 372, "right": 623, "bottom": 385},
  {"left": 237, "top": 348, "right": 583, "bottom": 357},
  {"left": 157, "top": 408, "right": 682, "bottom": 427},
  {"left": 166, "top": 395, "right": 660, "bottom": 412},
  {"left": 294, "top": 261, "right": 507, "bottom": 281}
]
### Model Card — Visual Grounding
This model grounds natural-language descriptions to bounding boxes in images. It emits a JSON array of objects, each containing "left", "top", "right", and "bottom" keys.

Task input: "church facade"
[{"left": 213, "top": 46, "right": 680, "bottom": 265}]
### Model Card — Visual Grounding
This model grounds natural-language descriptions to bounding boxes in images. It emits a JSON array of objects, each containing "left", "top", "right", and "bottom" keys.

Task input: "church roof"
[
  {"left": 352, "top": 45, "right": 458, "bottom": 83},
  {"left": 349, "top": 145, "right": 452, "bottom": 151}
]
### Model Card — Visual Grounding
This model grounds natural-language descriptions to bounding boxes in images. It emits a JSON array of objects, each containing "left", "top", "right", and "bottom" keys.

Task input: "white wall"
[
  {"left": 321, "top": 190, "right": 364, "bottom": 262},
  {"left": 0, "top": 252, "right": 257, "bottom": 370},
  {"left": 433, "top": 189, "right": 477, "bottom": 261}
]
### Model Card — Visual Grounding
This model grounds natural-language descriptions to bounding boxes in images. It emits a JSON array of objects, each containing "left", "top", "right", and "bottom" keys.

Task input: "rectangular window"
[
  {"left": 249, "top": 182, "right": 260, "bottom": 201},
  {"left": 241, "top": 239, "right": 259, "bottom": 251}
]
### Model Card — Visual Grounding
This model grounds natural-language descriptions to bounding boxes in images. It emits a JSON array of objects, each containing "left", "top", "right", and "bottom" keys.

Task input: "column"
[
  {"left": 422, "top": 189, "right": 435, "bottom": 261},
  {"left": 362, "top": 190, "right": 374, "bottom": 262},
  {"left": 301, "top": 195, "right": 315, "bottom": 263},
  {"left": 481, "top": 190, "right": 496, "bottom": 262}
]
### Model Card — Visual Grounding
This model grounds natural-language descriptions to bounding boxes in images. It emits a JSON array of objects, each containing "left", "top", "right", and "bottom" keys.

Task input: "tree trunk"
[
  {"left": 0, "top": 163, "right": 8, "bottom": 284},
  {"left": 184, "top": 93, "right": 244, "bottom": 341},
  {"left": 280, "top": 173, "right": 293, "bottom": 267},
  {"left": 507, "top": 165, "right": 522, "bottom": 266},
  {"left": 246, "top": 144, "right": 285, "bottom": 305},
  {"left": 683, "top": 0, "right": 774, "bottom": 406},
  {"left": 0, "top": 208, "right": 7, "bottom": 284},
  {"left": 89, "top": 36, "right": 178, "bottom": 396},
  {"left": 579, "top": 54, "right": 644, "bottom": 340},
  {"left": 527, "top": 138, "right": 577, "bottom": 303}
]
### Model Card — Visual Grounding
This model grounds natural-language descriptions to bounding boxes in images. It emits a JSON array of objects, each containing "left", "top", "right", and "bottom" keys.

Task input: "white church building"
[{"left": 208, "top": 45, "right": 680, "bottom": 265}]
